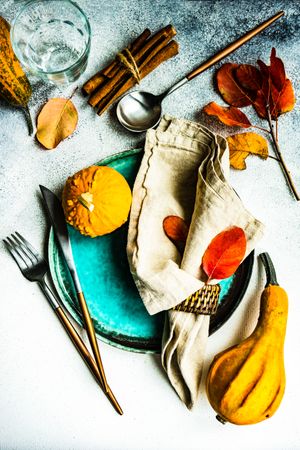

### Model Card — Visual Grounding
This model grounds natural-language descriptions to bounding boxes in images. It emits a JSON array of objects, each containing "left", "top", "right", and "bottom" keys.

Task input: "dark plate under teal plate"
[{"left": 48, "top": 149, "right": 254, "bottom": 353}]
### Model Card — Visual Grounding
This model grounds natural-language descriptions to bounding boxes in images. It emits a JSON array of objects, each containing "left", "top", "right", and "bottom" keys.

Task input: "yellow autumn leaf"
[
  {"left": 227, "top": 132, "right": 268, "bottom": 170},
  {"left": 36, "top": 98, "right": 78, "bottom": 150}
]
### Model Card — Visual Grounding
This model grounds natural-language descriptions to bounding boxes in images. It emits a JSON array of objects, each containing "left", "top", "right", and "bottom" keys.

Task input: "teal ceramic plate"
[{"left": 48, "top": 149, "right": 254, "bottom": 353}]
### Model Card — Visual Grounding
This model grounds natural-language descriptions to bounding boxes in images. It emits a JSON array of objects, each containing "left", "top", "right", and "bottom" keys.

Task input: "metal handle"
[
  {"left": 55, "top": 306, "right": 123, "bottom": 415},
  {"left": 163, "top": 77, "right": 189, "bottom": 100},
  {"left": 186, "top": 11, "right": 284, "bottom": 81},
  {"left": 39, "top": 280, "right": 123, "bottom": 414},
  {"left": 77, "top": 291, "right": 109, "bottom": 391},
  {"left": 39, "top": 280, "right": 60, "bottom": 309}
]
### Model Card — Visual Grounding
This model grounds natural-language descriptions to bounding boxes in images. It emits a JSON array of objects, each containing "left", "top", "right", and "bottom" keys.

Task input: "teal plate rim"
[{"left": 48, "top": 148, "right": 254, "bottom": 354}]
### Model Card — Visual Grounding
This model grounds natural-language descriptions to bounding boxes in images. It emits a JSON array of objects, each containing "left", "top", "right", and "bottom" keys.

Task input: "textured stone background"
[{"left": 0, "top": 1, "right": 300, "bottom": 449}]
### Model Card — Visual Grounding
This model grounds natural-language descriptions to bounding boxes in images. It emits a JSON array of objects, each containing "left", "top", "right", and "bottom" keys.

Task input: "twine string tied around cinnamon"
[{"left": 116, "top": 48, "right": 141, "bottom": 83}]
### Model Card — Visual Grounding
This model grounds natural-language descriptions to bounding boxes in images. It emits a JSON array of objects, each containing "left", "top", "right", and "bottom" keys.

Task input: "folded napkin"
[{"left": 127, "top": 115, "right": 264, "bottom": 408}]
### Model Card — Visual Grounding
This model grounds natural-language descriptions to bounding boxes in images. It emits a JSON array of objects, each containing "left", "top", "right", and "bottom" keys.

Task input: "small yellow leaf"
[
  {"left": 36, "top": 98, "right": 78, "bottom": 150},
  {"left": 227, "top": 132, "right": 268, "bottom": 170}
]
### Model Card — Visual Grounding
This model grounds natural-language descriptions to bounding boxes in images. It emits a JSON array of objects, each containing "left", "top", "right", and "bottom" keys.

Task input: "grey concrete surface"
[{"left": 0, "top": 1, "right": 299, "bottom": 449}]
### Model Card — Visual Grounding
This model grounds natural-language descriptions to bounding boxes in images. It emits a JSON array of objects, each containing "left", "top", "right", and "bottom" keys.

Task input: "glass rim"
[{"left": 11, "top": 0, "right": 91, "bottom": 76}]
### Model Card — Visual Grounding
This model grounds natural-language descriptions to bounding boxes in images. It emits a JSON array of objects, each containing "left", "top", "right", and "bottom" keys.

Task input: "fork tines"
[{"left": 4, "top": 232, "right": 40, "bottom": 273}]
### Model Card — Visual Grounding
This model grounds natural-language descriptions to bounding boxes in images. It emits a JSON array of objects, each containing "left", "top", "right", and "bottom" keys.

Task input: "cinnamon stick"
[
  {"left": 88, "top": 25, "right": 176, "bottom": 107},
  {"left": 97, "top": 40, "right": 179, "bottom": 116},
  {"left": 82, "top": 28, "right": 151, "bottom": 95}
]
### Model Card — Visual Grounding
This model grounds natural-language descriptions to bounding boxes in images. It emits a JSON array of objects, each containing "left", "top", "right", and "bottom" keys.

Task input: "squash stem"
[
  {"left": 259, "top": 252, "right": 279, "bottom": 287},
  {"left": 23, "top": 105, "right": 33, "bottom": 136},
  {"left": 78, "top": 192, "right": 94, "bottom": 211}
]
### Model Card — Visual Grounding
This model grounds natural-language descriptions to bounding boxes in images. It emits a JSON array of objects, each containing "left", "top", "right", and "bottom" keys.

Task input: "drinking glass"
[{"left": 11, "top": 0, "right": 91, "bottom": 84}]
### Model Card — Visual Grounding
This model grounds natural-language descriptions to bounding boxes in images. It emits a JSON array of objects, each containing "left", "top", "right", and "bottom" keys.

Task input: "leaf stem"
[
  {"left": 275, "top": 117, "right": 278, "bottom": 142},
  {"left": 23, "top": 105, "right": 33, "bottom": 136},
  {"left": 268, "top": 155, "right": 280, "bottom": 162},
  {"left": 252, "top": 125, "right": 271, "bottom": 134},
  {"left": 228, "top": 148, "right": 279, "bottom": 162},
  {"left": 266, "top": 106, "right": 300, "bottom": 201},
  {"left": 69, "top": 86, "right": 78, "bottom": 100}
]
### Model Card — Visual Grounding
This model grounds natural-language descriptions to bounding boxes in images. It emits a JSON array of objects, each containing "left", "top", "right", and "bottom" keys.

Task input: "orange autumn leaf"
[
  {"left": 276, "top": 78, "right": 295, "bottom": 114},
  {"left": 254, "top": 48, "right": 295, "bottom": 119},
  {"left": 212, "top": 48, "right": 298, "bottom": 200},
  {"left": 36, "top": 98, "right": 78, "bottom": 150},
  {"left": 216, "top": 49, "right": 295, "bottom": 120},
  {"left": 202, "top": 227, "right": 246, "bottom": 282},
  {"left": 227, "top": 132, "right": 268, "bottom": 170},
  {"left": 216, "top": 63, "right": 253, "bottom": 107},
  {"left": 163, "top": 215, "right": 189, "bottom": 254},
  {"left": 203, "top": 102, "right": 251, "bottom": 128}
]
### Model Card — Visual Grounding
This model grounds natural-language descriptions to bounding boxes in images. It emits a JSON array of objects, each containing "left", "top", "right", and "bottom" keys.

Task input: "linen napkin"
[{"left": 127, "top": 115, "right": 264, "bottom": 408}]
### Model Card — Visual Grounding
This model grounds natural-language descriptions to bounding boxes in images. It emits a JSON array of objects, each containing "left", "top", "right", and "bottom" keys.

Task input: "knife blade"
[
  {"left": 39, "top": 185, "right": 123, "bottom": 415},
  {"left": 40, "top": 185, "right": 81, "bottom": 290}
]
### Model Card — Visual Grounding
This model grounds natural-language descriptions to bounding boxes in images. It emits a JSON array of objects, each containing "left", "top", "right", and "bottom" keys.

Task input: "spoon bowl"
[
  {"left": 116, "top": 11, "right": 284, "bottom": 132},
  {"left": 117, "top": 91, "right": 162, "bottom": 132}
]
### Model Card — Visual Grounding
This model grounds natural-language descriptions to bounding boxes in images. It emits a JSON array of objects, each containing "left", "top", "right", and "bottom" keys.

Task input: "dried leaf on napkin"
[
  {"left": 163, "top": 215, "right": 189, "bottom": 254},
  {"left": 202, "top": 226, "right": 246, "bottom": 281}
]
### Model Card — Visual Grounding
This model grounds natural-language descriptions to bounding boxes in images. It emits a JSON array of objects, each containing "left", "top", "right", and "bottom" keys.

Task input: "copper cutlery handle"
[
  {"left": 76, "top": 291, "right": 109, "bottom": 391},
  {"left": 186, "top": 10, "right": 284, "bottom": 81},
  {"left": 39, "top": 280, "right": 123, "bottom": 414},
  {"left": 55, "top": 306, "right": 123, "bottom": 415}
]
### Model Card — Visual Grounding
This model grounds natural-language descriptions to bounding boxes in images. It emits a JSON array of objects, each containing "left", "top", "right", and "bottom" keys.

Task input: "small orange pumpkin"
[{"left": 62, "top": 165, "right": 132, "bottom": 237}]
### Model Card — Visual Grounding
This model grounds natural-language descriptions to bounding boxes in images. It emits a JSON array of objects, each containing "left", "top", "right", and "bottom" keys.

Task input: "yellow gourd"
[
  {"left": 206, "top": 252, "right": 288, "bottom": 425},
  {"left": 0, "top": 16, "right": 33, "bottom": 134},
  {"left": 62, "top": 165, "right": 132, "bottom": 238}
]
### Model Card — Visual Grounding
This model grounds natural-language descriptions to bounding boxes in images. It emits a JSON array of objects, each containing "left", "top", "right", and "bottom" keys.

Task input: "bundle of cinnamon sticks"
[{"left": 82, "top": 25, "right": 179, "bottom": 116}]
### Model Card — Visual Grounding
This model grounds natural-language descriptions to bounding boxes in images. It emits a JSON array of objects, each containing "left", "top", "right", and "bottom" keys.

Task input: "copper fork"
[{"left": 3, "top": 232, "right": 123, "bottom": 415}]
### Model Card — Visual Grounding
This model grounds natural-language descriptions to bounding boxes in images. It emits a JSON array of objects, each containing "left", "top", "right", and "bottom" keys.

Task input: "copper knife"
[{"left": 40, "top": 185, "right": 123, "bottom": 415}]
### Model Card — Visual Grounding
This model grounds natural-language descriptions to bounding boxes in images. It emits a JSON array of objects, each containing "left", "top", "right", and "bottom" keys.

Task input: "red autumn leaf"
[
  {"left": 270, "top": 47, "right": 286, "bottom": 91},
  {"left": 213, "top": 49, "right": 298, "bottom": 200},
  {"left": 257, "top": 59, "right": 270, "bottom": 81},
  {"left": 255, "top": 49, "right": 295, "bottom": 119},
  {"left": 201, "top": 226, "right": 246, "bottom": 282},
  {"left": 254, "top": 85, "right": 269, "bottom": 119},
  {"left": 163, "top": 216, "right": 189, "bottom": 254},
  {"left": 216, "top": 49, "right": 295, "bottom": 121},
  {"left": 235, "top": 64, "right": 262, "bottom": 93},
  {"left": 216, "top": 63, "right": 253, "bottom": 107},
  {"left": 253, "top": 68, "right": 273, "bottom": 118},
  {"left": 203, "top": 102, "right": 252, "bottom": 128},
  {"left": 256, "top": 58, "right": 280, "bottom": 119}
]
